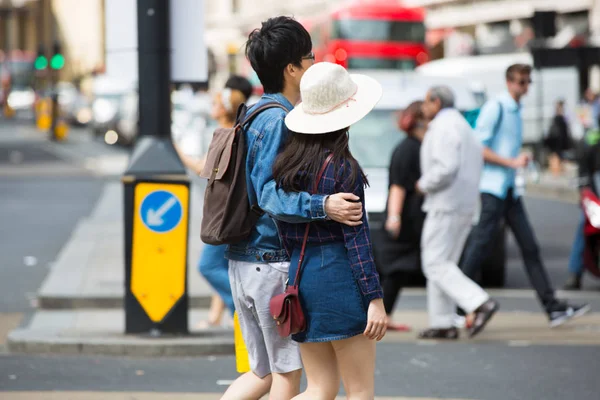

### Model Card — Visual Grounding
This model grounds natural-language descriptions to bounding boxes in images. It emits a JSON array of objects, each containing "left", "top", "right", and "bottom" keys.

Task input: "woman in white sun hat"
[{"left": 272, "top": 62, "right": 387, "bottom": 399}]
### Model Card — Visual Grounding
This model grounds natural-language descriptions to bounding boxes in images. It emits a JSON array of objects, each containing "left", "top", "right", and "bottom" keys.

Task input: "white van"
[{"left": 416, "top": 52, "right": 580, "bottom": 145}]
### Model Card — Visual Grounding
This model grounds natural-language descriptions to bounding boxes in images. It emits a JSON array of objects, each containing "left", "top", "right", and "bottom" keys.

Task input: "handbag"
[{"left": 269, "top": 153, "right": 334, "bottom": 338}]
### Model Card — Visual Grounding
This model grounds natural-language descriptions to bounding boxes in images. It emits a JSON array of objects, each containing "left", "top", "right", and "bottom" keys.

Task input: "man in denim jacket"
[{"left": 221, "top": 17, "right": 363, "bottom": 400}]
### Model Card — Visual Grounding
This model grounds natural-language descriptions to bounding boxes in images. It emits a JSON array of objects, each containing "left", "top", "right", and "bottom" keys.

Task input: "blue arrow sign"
[{"left": 140, "top": 190, "right": 183, "bottom": 233}]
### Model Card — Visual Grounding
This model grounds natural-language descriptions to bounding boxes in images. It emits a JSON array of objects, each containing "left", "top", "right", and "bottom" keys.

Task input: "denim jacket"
[{"left": 226, "top": 93, "right": 328, "bottom": 263}]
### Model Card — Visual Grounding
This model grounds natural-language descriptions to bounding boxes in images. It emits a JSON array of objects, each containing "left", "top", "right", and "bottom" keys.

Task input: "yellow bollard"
[
  {"left": 37, "top": 98, "right": 52, "bottom": 131},
  {"left": 54, "top": 120, "right": 69, "bottom": 141},
  {"left": 233, "top": 312, "right": 250, "bottom": 373},
  {"left": 3, "top": 103, "right": 15, "bottom": 118}
]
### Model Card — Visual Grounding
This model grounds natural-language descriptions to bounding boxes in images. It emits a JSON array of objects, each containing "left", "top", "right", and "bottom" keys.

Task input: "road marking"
[
  {"left": 508, "top": 340, "right": 531, "bottom": 347},
  {"left": 216, "top": 379, "right": 235, "bottom": 386}
]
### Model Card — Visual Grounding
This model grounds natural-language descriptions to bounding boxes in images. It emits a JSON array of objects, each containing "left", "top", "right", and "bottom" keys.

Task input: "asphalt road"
[
  {"left": 1, "top": 119, "right": 599, "bottom": 399},
  {"left": 0, "top": 122, "right": 108, "bottom": 314},
  {"left": 1, "top": 343, "right": 599, "bottom": 399}
]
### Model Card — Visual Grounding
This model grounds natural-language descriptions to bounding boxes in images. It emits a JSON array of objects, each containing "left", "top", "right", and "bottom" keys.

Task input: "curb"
[
  {"left": 7, "top": 329, "right": 234, "bottom": 357},
  {"left": 37, "top": 295, "right": 212, "bottom": 310}
]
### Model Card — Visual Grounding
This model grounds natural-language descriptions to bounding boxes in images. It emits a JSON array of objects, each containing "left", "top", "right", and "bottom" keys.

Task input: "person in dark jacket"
[
  {"left": 544, "top": 100, "right": 573, "bottom": 176},
  {"left": 376, "top": 101, "right": 427, "bottom": 332},
  {"left": 564, "top": 129, "right": 600, "bottom": 289}
]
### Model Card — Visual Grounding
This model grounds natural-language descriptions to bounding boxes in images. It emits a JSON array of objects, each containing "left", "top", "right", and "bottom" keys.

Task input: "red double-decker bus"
[{"left": 305, "top": 1, "right": 428, "bottom": 70}]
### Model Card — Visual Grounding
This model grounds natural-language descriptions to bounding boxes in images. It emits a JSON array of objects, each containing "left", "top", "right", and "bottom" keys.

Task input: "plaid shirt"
[{"left": 278, "top": 159, "right": 383, "bottom": 303}]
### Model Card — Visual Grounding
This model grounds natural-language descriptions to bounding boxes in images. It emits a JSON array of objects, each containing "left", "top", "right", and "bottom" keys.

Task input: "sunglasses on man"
[{"left": 514, "top": 78, "right": 532, "bottom": 86}]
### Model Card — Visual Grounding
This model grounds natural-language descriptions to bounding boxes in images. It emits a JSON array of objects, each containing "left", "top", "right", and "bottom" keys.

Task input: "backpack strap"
[
  {"left": 239, "top": 102, "right": 289, "bottom": 128},
  {"left": 235, "top": 101, "right": 290, "bottom": 218}
]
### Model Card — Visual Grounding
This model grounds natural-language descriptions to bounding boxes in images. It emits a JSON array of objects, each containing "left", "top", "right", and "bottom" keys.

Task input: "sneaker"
[{"left": 548, "top": 303, "right": 591, "bottom": 328}]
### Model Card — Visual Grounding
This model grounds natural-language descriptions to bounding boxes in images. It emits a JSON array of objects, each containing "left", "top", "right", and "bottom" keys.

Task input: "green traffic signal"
[
  {"left": 50, "top": 54, "right": 65, "bottom": 70},
  {"left": 35, "top": 56, "right": 48, "bottom": 70}
]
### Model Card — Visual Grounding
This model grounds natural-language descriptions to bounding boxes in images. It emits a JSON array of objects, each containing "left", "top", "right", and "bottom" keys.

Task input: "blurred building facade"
[
  {"left": 0, "top": 0, "right": 104, "bottom": 81},
  {"left": 205, "top": 0, "right": 600, "bottom": 85},
  {"left": 205, "top": 0, "right": 344, "bottom": 86},
  {"left": 404, "top": 0, "right": 600, "bottom": 58},
  {"left": 3, "top": 0, "right": 598, "bottom": 89}
]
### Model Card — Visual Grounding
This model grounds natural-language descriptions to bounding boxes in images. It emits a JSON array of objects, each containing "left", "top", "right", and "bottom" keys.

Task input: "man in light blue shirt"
[{"left": 460, "top": 64, "right": 589, "bottom": 327}]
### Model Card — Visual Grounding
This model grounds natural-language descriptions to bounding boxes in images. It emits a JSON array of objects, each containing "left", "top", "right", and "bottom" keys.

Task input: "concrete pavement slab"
[
  {"left": 0, "top": 313, "right": 23, "bottom": 348},
  {"left": 383, "top": 310, "right": 600, "bottom": 345},
  {"left": 8, "top": 309, "right": 234, "bottom": 357},
  {"left": 7, "top": 308, "right": 600, "bottom": 357}
]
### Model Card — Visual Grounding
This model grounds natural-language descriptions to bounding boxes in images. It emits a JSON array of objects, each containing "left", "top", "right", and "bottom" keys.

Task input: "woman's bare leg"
[
  {"left": 292, "top": 342, "right": 340, "bottom": 400},
  {"left": 332, "top": 335, "right": 376, "bottom": 400}
]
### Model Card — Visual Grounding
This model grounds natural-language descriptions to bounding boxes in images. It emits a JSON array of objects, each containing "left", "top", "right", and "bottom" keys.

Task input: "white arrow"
[{"left": 146, "top": 196, "right": 177, "bottom": 227}]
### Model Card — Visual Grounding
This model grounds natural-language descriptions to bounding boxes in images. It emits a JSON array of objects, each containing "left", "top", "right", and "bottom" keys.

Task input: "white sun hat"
[{"left": 285, "top": 62, "right": 383, "bottom": 134}]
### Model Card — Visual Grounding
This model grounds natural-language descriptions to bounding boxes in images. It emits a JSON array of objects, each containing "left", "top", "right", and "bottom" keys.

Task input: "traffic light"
[
  {"left": 50, "top": 42, "right": 65, "bottom": 70},
  {"left": 35, "top": 46, "right": 48, "bottom": 70}
]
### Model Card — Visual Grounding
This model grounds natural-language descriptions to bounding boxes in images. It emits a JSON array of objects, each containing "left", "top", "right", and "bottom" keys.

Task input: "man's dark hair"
[
  {"left": 225, "top": 75, "right": 253, "bottom": 101},
  {"left": 506, "top": 64, "right": 532, "bottom": 81},
  {"left": 245, "top": 16, "right": 312, "bottom": 94}
]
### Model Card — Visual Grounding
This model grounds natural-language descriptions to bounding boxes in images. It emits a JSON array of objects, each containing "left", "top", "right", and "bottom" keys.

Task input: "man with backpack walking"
[
  {"left": 201, "top": 17, "right": 364, "bottom": 400},
  {"left": 460, "top": 64, "right": 590, "bottom": 327}
]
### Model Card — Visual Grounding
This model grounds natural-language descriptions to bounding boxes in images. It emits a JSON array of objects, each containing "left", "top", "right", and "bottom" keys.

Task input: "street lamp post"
[{"left": 122, "top": 0, "right": 190, "bottom": 335}]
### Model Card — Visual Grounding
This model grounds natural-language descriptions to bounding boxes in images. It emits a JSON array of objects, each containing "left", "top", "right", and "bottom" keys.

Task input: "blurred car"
[
  {"left": 56, "top": 82, "right": 92, "bottom": 126},
  {"left": 90, "top": 76, "right": 137, "bottom": 145},
  {"left": 349, "top": 70, "right": 507, "bottom": 287},
  {"left": 6, "top": 86, "right": 35, "bottom": 118},
  {"left": 116, "top": 89, "right": 139, "bottom": 145}
]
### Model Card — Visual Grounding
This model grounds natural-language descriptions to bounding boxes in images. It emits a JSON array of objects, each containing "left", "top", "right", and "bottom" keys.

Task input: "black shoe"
[
  {"left": 562, "top": 275, "right": 582, "bottom": 290},
  {"left": 418, "top": 327, "right": 459, "bottom": 340},
  {"left": 548, "top": 302, "right": 591, "bottom": 328},
  {"left": 468, "top": 299, "right": 499, "bottom": 338}
]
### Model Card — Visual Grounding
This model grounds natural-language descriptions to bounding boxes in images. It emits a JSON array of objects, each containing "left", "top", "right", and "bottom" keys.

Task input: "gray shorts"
[{"left": 228, "top": 259, "right": 303, "bottom": 378}]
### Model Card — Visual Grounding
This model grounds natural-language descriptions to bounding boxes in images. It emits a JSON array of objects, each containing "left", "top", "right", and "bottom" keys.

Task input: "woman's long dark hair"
[{"left": 273, "top": 128, "right": 368, "bottom": 193}]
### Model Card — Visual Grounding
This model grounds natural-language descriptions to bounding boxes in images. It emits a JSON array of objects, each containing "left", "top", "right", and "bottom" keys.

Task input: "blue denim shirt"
[
  {"left": 475, "top": 92, "right": 522, "bottom": 200},
  {"left": 226, "top": 93, "right": 328, "bottom": 263}
]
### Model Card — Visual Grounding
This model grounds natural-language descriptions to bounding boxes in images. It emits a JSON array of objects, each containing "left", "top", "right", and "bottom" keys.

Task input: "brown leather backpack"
[{"left": 199, "top": 102, "right": 288, "bottom": 245}]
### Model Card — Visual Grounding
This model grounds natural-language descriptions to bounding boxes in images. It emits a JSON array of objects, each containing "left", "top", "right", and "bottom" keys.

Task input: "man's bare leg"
[
  {"left": 220, "top": 371, "right": 272, "bottom": 400},
  {"left": 270, "top": 369, "right": 302, "bottom": 400}
]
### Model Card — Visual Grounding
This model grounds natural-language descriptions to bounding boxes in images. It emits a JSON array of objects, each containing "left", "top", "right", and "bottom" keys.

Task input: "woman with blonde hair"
[
  {"left": 175, "top": 77, "right": 251, "bottom": 328},
  {"left": 376, "top": 100, "right": 428, "bottom": 332}
]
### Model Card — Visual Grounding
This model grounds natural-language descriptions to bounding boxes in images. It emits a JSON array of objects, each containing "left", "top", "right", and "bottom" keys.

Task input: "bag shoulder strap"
[
  {"left": 239, "top": 102, "right": 289, "bottom": 128},
  {"left": 292, "top": 153, "right": 335, "bottom": 288},
  {"left": 492, "top": 100, "right": 503, "bottom": 137}
]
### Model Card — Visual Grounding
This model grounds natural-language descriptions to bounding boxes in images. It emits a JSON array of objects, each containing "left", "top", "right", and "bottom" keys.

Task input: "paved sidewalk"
[
  {"left": 525, "top": 168, "right": 579, "bottom": 204},
  {"left": 8, "top": 309, "right": 234, "bottom": 357},
  {"left": 8, "top": 306, "right": 600, "bottom": 356},
  {"left": 37, "top": 180, "right": 215, "bottom": 309},
  {"left": 9, "top": 158, "right": 590, "bottom": 357},
  {"left": 36, "top": 171, "right": 582, "bottom": 311}
]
